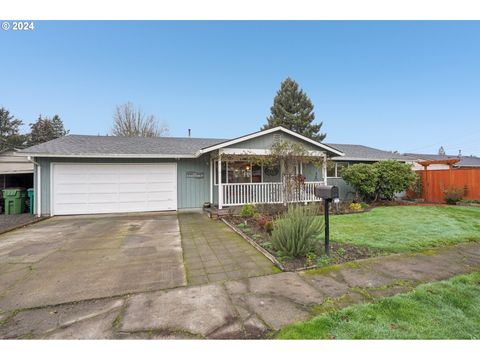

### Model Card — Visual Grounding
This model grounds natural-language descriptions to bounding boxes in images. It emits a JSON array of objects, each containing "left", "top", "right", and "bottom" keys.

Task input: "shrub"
[
  {"left": 342, "top": 160, "right": 417, "bottom": 202},
  {"left": 341, "top": 163, "right": 379, "bottom": 201},
  {"left": 256, "top": 215, "right": 269, "bottom": 229},
  {"left": 240, "top": 203, "right": 257, "bottom": 218},
  {"left": 373, "top": 160, "right": 417, "bottom": 200},
  {"left": 410, "top": 173, "right": 423, "bottom": 199},
  {"left": 348, "top": 202, "right": 363, "bottom": 212},
  {"left": 271, "top": 205, "right": 324, "bottom": 258},
  {"left": 444, "top": 186, "right": 464, "bottom": 204},
  {"left": 264, "top": 221, "right": 274, "bottom": 234}
]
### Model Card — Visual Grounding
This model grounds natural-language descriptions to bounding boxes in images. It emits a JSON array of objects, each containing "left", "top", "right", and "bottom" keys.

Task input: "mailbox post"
[{"left": 314, "top": 185, "right": 339, "bottom": 256}]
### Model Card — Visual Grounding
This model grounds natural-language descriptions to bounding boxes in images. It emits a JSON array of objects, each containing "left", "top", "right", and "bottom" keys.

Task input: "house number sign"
[{"left": 186, "top": 171, "right": 204, "bottom": 179}]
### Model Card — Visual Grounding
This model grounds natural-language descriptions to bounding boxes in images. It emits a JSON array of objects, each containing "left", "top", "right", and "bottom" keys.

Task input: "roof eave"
[
  {"left": 198, "top": 126, "right": 345, "bottom": 157},
  {"left": 332, "top": 157, "right": 410, "bottom": 162},
  {"left": 19, "top": 153, "right": 198, "bottom": 159}
]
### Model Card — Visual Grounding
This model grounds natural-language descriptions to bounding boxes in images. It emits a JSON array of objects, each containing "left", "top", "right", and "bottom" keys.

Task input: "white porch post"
[
  {"left": 209, "top": 158, "right": 213, "bottom": 204},
  {"left": 323, "top": 153, "right": 328, "bottom": 185},
  {"left": 218, "top": 156, "right": 223, "bottom": 209}
]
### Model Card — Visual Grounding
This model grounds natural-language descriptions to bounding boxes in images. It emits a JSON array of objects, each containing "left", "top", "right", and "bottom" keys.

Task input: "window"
[
  {"left": 336, "top": 162, "right": 349, "bottom": 178},
  {"left": 214, "top": 161, "right": 265, "bottom": 184},
  {"left": 263, "top": 163, "right": 281, "bottom": 182},
  {"left": 327, "top": 162, "right": 336, "bottom": 177},
  {"left": 252, "top": 164, "right": 262, "bottom": 183},
  {"left": 228, "top": 161, "right": 251, "bottom": 183},
  {"left": 326, "top": 162, "right": 350, "bottom": 178},
  {"left": 214, "top": 161, "right": 227, "bottom": 184}
]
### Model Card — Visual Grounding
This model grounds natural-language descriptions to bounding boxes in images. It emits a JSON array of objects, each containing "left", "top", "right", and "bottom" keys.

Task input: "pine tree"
[
  {"left": 28, "top": 114, "right": 69, "bottom": 146},
  {"left": 262, "top": 78, "right": 326, "bottom": 142},
  {"left": 0, "top": 107, "right": 26, "bottom": 151}
]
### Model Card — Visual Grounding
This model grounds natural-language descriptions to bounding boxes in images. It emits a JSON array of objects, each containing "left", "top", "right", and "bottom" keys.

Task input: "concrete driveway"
[{"left": 0, "top": 213, "right": 185, "bottom": 312}]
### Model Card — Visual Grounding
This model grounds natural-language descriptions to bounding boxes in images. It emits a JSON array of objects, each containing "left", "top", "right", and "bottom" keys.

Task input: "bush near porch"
[
  {"left": 341, "top": 160, "right": 417, "bottom": 201},
  {"left": 226, "top": 203, "right": 376, "bottom": 271}
]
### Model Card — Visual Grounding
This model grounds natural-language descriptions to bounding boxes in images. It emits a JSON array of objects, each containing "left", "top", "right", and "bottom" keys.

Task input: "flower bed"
[{"left": 224, "top": 211, "right": 376, "bottom": 271}]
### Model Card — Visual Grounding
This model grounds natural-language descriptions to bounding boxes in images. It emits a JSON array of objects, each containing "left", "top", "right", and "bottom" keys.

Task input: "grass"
[
  {"left": 276, "top": 272, "right": 480, "bottom": 339},
  {"left": 327, "top": 205, "right": 480, "bottom": 253}
]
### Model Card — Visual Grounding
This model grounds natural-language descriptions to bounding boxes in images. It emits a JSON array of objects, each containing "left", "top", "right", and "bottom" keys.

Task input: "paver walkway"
[
  {"left": 178, "top": 213, "right": 277, "bottom": 285},
  {"left": 1, "top": 241, "right": 480, "bottom": 339}
]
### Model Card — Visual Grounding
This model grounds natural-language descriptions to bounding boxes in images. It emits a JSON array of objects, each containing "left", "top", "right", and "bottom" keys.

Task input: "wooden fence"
[{"left": 417, "top": 168, "right": 480, "bottom": 203}]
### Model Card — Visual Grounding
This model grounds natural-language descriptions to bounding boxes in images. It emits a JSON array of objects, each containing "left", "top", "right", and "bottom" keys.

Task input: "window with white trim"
[
  {"left": 214, "top": 161, "right": 280, "bottom": 184},
  {"left": 327, "top": 162, "right": 350, "bottom": 178}
]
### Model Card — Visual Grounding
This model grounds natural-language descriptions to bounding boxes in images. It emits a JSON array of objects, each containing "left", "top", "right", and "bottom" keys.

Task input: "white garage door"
[{"left": 52, "top": 163, "right": 177, "bottom": 215}]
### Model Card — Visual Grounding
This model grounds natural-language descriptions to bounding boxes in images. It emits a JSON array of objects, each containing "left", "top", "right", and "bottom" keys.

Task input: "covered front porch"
[
  {"left": 197, "top": 126, "right": 344, "bottom": 211},
  {"left": 209, "top": 152, "right": 328, "bottom": 209}
]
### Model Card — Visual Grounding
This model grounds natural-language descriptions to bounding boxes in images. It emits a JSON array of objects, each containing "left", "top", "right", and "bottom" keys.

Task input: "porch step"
[{"left": 203, "top": 206, "right": 231, "bottom": 219}]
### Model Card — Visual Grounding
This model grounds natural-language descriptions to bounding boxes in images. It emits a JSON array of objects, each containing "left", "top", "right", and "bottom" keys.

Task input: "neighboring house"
[
  {"left": 0, "top": 149, "right": 34, "bottom": 190},
  {"left": 19, "top": 126, "right": 345, "bottom": 216},
  {"left": 324, "top": 144, "right": 412, "bottom": 199},
  {"left": 405, "top": 153, "right": 480, "bottom": 171},
  {"left": 404, "top": 153, "right": 480, "bottom": 202}
]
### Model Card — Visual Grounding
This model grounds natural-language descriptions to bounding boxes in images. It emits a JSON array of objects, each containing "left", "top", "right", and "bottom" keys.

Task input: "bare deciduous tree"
[{"left": 112, "top": 102, "right": 169, "bottom": 137}]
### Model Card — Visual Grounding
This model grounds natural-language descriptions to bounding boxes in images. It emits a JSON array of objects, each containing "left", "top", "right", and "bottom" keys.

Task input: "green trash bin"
[
  {"left": 27, "top": 188, "right": 34, "bottom": 214},
  {"left": 2, "top": 188, "right": 27, "bottom": 215}
]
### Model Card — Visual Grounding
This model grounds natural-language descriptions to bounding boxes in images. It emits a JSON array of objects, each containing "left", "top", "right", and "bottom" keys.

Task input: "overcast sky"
[{"left": 1, "top": 21, "right": 479, "bottom": 156}]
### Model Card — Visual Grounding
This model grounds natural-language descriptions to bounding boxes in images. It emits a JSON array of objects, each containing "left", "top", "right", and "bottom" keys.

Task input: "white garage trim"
[{"left": 50, "top": 162, "right": 177, "bottom": 216}]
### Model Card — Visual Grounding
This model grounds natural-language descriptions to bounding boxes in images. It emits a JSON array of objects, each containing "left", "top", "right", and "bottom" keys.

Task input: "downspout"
[{"left": 27, "top": 156, "right": 41, "bottom": 217}]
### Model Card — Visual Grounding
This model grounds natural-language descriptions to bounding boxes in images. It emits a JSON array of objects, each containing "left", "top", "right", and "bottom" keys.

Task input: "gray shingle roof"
[
  {"left": 458, "top": 156, "right": 480, "bottom": 167},
  {"left": 327, "top": 143, "right": 411, "bottom": 162},
  {"left": 405, "top": 153, "right": 480, "bottom": 168},
  {"left": 19, "top": 135, "right": 227, "bottom": 157},
  {"left": 19, "top": 134, "right": 429, "bottom": 163}
]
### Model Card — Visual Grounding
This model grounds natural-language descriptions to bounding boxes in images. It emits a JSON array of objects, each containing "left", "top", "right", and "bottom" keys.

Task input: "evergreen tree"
[
  {"left": 0, "top": 107, "right": 26, "bottom": 151},
  {"left": 28, "top": 114, "right": 69, "bottom": 146},
  {"left": 262, "top": 78, "right": 326, "bottom": 142}
]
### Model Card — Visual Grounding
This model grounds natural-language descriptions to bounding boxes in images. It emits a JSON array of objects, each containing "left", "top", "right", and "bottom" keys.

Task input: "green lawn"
[
  {"left": 328, "top": 205, "right": 480, "bottom": 253},
  {"left": 276, "top": 272, "right": 480, "bottom": 339}
]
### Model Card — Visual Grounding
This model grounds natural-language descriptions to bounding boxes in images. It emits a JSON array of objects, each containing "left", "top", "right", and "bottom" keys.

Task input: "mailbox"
[
  {"left": 314, "top": 185, "right": 339, "bottom": 200},
  {"left": 315, "top": 185, "right": 339, "bottom": 256}
]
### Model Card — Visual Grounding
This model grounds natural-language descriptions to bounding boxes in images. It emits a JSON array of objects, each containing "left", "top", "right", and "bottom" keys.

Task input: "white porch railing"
[{"left": 221, "top": 181, "right": 325, "bottom": 207}]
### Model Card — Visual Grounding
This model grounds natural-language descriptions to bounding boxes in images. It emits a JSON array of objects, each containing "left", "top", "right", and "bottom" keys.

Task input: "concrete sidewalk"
[{"left": 1, "top": 242, "right": 479, "bottom": 339}]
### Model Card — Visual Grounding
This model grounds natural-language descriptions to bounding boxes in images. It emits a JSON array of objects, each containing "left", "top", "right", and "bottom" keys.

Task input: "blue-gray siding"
[
  {"left": 327, "top": 178, "right": 356, "bottom": 200},
  {"left": 226, "top": 131, "right": 320, "bottom": 151},
  {"left": 36, "top": 156, "right": 211, "bottom": 215}
]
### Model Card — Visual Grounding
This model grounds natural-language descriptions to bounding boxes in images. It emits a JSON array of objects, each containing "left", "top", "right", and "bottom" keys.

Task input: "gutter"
[
  {"left": 18, "top": 153, "right": 197, "bottom": 159},
  {"left": 27, "top": 156, "right": 41, "bottom": 217}
]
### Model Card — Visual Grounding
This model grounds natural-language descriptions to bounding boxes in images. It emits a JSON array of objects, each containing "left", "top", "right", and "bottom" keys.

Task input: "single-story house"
[
  {"left": 19, "top": 126, "right": 417, "bottom": 217},
  {"left": 405, "top": 153, "right": 480, "bottom": 171},
  {"left": 0, "top": 149, "right": 34, "bottom": 190},
  {"left": 19, "top": 126, "right": 347, "bottom": 216}
]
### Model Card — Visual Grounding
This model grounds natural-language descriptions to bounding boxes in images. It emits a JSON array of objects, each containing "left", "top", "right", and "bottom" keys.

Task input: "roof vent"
[{"left": 273, "top": 133, "right": 282, "bottom": 143}]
